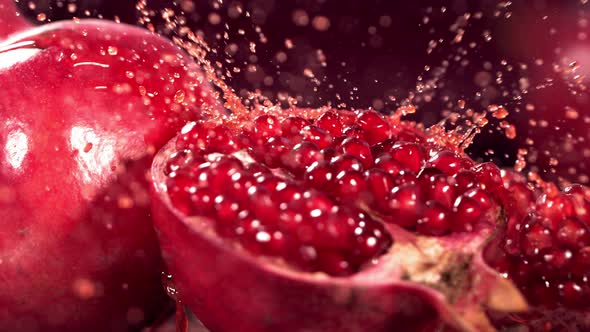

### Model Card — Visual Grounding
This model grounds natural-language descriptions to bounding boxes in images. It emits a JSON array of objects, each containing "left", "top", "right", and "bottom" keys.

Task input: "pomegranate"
[
  {"left": 151, "top": 107, "right": 528, "bottom": 332},
  {"left": 0, "top": 1, "right": 222, "bottom": 331}
]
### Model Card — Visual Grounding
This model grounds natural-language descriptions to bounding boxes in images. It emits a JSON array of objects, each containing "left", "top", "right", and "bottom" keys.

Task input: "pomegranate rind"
[{"left": 0, "top": 0, "right": 30, "bottom": 40}]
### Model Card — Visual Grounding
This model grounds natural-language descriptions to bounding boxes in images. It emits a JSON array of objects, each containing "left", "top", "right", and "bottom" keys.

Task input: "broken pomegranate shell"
[{"left": 151, "top": 108, "right": 527, "bottom": 332}]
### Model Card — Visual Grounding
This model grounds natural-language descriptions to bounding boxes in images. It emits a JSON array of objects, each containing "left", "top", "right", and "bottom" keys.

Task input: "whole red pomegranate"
[
  {"left": 151, "top": 106, "right": 530, "bottom": 332},
  {"left": 0, "top": 1, "right": 222, "bottom": 331}
]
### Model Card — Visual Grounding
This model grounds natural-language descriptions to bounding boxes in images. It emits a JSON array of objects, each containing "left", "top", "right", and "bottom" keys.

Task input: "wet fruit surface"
[{"left": 0, "top": 17, "right": 220, "bottom": 332}]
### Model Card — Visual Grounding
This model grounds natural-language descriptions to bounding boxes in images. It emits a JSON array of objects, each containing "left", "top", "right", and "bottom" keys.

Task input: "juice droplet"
[{"left": 488, "top": 104, "right": 509, "bottom": 119}]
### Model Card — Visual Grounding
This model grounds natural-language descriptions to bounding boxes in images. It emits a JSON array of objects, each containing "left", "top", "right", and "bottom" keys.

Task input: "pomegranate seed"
[
  {"left": 472, "top": 162, "right": 503, "bottom": 192},
  {"left": 208, "top": 156, "right": 244, "bottom": 188},
  {"left": 337, "top": 109, "right": 358, "bottom": 126},
  {"left": 394, "top": 169, "right": 418, "bottom": 186},
  {"left": 261, "top": 136, "right": 292, "bottom": 168},
  {"left": 304, "top": 161, "right": 334, "bottom": 190},
  {"left": 417, "top": 201, "right": 451, "bottom": 236},
  {"left": 334, "top": 171, "right": 368, "bottom": 201},
  {"left": 167, "top": 175, "right": 197, "bottom": 215},
  {"left": 503, "top": 182, "right": 536, "bottom": 221},
  {"left": 464, "top": 188, "right": 493, "bottom": 210},
  {"left": 353, "top": 217, "right": 391, "bottom": 258},
  {"left": 422, "top": 174, "right": 455, "bottom": 208},
  {"left": 281, "top": 116, "right": 310, "bottom": 137},
  {"left": 340, "top": 137, "right": 373, "bottom": 168},
  {"left": 301, "top": 125, "right": 332, "bottom": 149},
  {"left": 521, "top": 222, "right": 554, "bottom": 257},
  {"left": 537, "top": 193, "right": 576, "bottom": 225},
  {"left": 251, "top": 190, "right": 283, "bottom": 225},
  {"left": 543, "top": 248, "right": 573, "bottom": 269},
  {"left": 428, "top": 151, "right": 466, "bottom": 175},
  {"left": 275, "top": 183, "right": 304, "bottom": 204},
  {"left": 315, "top": 111, "right": 343, "bottom": 136},
  {"left": 330, "top": 154, "right": 365, "bottom": 174},
  {"left": 209, "top": 125, "right": 239, "bottom": 153},
  {"left": 560, "top": 281, "right": 589, "bottom": 308},
  {"left": 215, "top": 195, "right": 241, "bottom": 228},
  {"left": 177, "top": 121, "right": 211, "bottom": 150},
  {"left": 365, "top": 169, "right": 395, "bottom": 207},
  {"left": 226, "top": 172, "right": 255, "bottom": 202},
  {"left": 452, "top": 170, "right": 478, "bottom": 194},
  {"left": 314, "top": 209, "right": 355, "bottom": 249},
  {"left": 572, "top": 246, "right": 590, "bottom": 275},
  {"left": 282, "top": 142, "right": 322, "bottom": 175},
  {"left": 387, "top": 183, "right": 423, "bottom": 228},
  {"left": 256, "top": 175, "right": 283, "bottom": 193},
  {"left": 356, "top": 110, "right": 391, "bottom": 144},
  {"left": 342, "top": 125, "right": 366, "bottom": 140},
  {"left": 374, "top": 155, "right": 402, "bottom": 177},
  {"left": 257, "top": 230, "right": 290, "bottom": 257},
  {"left": 370, "top": 138, "right": 396, "bottom": 157},
  {"left": 451, "top": 195, "right": 483, "bottom": 232},
  {"left": 389, "top": 142, "right": 425, "bottom": 173},
  {"left": 253, "top": 115, "right": 282, "bottom": 141},
  {"left": 300, "top": 191, "right": 337, "bottom": 218},
  {"left": 191, "top": 188, "right": 215, "bottom": 215},
  {"left": 556, "top": 218, "right": 590, "bottom": 248}
]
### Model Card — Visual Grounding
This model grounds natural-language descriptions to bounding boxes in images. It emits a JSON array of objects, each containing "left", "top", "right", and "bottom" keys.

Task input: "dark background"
[{"left": 15, "top": 0, "right": 590, "bottom": 184}]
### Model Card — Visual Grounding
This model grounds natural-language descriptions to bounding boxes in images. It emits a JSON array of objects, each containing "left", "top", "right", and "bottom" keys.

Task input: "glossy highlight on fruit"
[
  {"left": 152, "top": 106, "right": 527, "bottom": 332},
  {"left": 0, "top": 2, "right": 222, "bottom": 331}
]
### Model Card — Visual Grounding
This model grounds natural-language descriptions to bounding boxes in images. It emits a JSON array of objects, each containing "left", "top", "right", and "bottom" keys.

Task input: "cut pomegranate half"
[{"left": 151, "top": 107, "right": 526, "bottom": 332}]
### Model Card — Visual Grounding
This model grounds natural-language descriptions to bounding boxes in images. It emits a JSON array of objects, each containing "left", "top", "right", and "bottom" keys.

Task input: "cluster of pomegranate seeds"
[
  {"left": 493, "top": 183, "right": 590, "bottom": 309},
  {"left": 166, "top": 151, "right": 391, "bottom": 276},
  {"left": 164, "top": 109, "right": 507, "bottom": 276}
]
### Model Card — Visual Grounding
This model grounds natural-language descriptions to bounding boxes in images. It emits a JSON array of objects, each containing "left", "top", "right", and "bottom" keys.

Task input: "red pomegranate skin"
[
  {"left": 0, "top": 19, "right": 222, "bottom": 332},
  {"left": 0, "top": 0, "right": 28, "bottom": 39}
]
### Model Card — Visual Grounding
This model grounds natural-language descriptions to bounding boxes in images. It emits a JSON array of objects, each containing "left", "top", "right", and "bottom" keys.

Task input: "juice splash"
[{"left": 132, "top": 1, "right": 529, "bottom": 172}]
